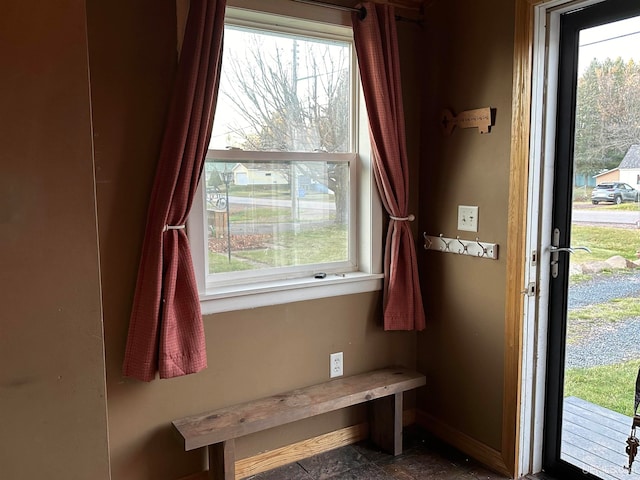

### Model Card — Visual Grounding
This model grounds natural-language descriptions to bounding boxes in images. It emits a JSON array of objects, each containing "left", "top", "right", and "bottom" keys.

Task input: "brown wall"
[
  {"left": 417, "top": 0, "right": 516, "bottom": 453},
  {"left": 0, "top": 1, "right": 111, "bottom": 479},
  {"left": 2, "top": 0, "right": 520, "bottom": 477},
  {"left": 87, "top": 1, "right": 418, "bottom": 479}
]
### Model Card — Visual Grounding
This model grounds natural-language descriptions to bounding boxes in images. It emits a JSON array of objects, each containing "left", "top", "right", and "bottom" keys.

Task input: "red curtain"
[
  {"left": 123, "top": 0, "right": 226, "bottom": 381},
  {"left": 352, "top": 3, "right": 425, "bottom": 331}
]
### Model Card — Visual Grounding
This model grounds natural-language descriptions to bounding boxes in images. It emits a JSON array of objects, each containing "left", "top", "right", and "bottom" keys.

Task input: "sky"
[
  {"left": 578, "top": 15, "right": 640, "bottom": 74},
  {"left": 209, "top": 26, "right": 350, "bottom": 151}
]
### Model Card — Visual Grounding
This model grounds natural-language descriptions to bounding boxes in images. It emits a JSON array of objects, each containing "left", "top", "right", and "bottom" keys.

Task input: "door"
[{"left": 544, "top": 1, "right": 640, "bottom": 479}]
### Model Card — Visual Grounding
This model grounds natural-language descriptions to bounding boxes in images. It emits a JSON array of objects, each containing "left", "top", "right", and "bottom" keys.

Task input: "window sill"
[{"left": 200, "top": 272, "right": 384, "bottom": 315}]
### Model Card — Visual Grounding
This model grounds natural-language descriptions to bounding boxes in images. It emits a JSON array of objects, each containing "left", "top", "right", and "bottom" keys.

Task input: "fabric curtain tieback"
[
  {"left": 390, "top": 214, "right": 415, "bottom": 222},
  {"left": 163, "top": 224, "right": 186, "bottom": 232},
  {"left": 352, "top": 2, "right": 425, "bottom": 331},
  {"left": 123, "top": 0, "right": 226, "bottom": 381}
]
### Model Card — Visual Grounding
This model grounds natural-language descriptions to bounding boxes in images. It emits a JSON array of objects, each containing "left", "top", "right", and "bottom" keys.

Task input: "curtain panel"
[
  {"left": 123, "top": 0, "right": 226, "bottom": 381},
  {"left": 352, "top": 2, "right": 425, "bottom": 331}
]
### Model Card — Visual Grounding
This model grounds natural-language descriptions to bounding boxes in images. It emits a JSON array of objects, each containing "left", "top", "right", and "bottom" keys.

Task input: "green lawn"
[
  {"left": 599, "top": 203, "right": 640, "bottom": 211},
  {"left": 569, "top": 297, "right": 640, "bottom": 323},
  {"left": 570, "top": 225, "right": 639, "bottom": 264},
  {"left": 208, "top": 252, "right": 255, "bottom": 273},
  {"left": 209, "top": 224, "right": 348, "bottom": 272},
  {"left": 564, "top": 221, "right": 640, "bottom": 417},
  {"left": 233, "top": 225, "right": 347, "bottom": 267},
  {"left": 227, "top": 185, "right": 334, "bottom": 203},
  {"left": 565, "top": 360, "right": 639, "bottom": 416},
  {"left": 229, "top": 207, "right": 292, "bottom": 223},
  {"left": 228, "top": 185, "right": 291, "bottom": 199}
]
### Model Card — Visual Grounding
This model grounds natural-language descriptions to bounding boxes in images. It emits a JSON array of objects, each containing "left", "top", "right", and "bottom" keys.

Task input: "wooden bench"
[{"left": 172, "top": 367, "right": 426, "bottom": 480}]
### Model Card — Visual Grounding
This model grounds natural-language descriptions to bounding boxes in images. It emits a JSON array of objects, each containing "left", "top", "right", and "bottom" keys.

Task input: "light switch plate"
[{"left": 458, "top": 205, "right": 478, "bottom": 232}]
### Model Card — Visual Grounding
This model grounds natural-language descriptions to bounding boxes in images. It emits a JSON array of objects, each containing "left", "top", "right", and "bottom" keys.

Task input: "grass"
[
  {"left": 599, "top": 202, "right": 640, "bottom": 211},
  {"left": 565, "top": 360, "right": 639, "bottom": 417},
  {"left": 570, "top": 297, "right": 640, "bottom": 323},
  {"left": 207, "top": 190, "right": 346, "bottom": 272},
  {"left": 229, "top": 207, "right": 292, "bottom": 223},
  {"left": 564, "top": 220, "right": 640, "bottom": 416},
  {"left": 228, "top": 185, "right": 291, "bottom": 199},
  {"left": 573, "top": 199, "right": 640, "bottom": 211},
  {"left": 569, "top": 224, "right": 639, "bottom": 264},
  {"left": 569, "top": 273, "right": 600, "bottom": 284},
  {"left": 227, "top": 185, "right": 334, "bottom": 203},
  {"left": 234, "top": 225, "right": 348, "bottom": 267},
  {"left": 208, "top": 252, "right": 255, "bottom": 273},
  {"left": 208, "top": 224, "right": 348, "bottom": 272}
]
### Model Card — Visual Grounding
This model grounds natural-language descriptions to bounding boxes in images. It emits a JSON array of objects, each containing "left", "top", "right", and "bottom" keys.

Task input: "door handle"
[
  {"left": 549, "top": 245, "right": 592, "bottom": 254},
  {"left": 550, "top": 228, "right": 591, "bottom": 278}
]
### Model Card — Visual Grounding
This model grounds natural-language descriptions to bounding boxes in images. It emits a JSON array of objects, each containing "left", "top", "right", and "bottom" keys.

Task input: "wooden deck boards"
[{"left": 562, "top": 396, "right": 640, "bottom": 480}]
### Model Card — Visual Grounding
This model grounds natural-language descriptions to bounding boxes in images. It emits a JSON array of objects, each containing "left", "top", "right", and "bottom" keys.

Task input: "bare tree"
[{"left": 219, "top": 31, "right": 351, "bottom": 223}]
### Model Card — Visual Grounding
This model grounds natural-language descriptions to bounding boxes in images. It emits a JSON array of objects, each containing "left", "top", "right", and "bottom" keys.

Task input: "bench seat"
[{"left": 172, "top": 367, "right": 426, "bottom": 480}]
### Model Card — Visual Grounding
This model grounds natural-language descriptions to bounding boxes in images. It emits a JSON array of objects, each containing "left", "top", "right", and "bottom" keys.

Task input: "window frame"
[{"left": 187, "top": 6, "right": 383, "bottom": 314}]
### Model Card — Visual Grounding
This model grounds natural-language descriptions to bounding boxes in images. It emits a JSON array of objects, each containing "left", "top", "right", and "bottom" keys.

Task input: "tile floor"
[{"left": 245, "top": 427, "right": 555, "bottom": 480}]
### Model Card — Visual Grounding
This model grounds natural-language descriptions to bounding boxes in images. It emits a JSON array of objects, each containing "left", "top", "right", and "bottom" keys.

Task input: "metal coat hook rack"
[{"left": 423, "top": 233, "right": 499, "bottom": 260}]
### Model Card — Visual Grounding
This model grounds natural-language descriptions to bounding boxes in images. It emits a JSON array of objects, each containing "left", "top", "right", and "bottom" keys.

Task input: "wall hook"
[
  {"left": 439, "top": 234, "right": 450, "bottom": 251},
  {"left": 456, "top": 236, "right": 468, "bottom": 254},
  {"left": 423, "top": 232, "right": 432, "bottom": 250},
  {"left": 476, "top": 237, "right": 487, "bottom": 257}
]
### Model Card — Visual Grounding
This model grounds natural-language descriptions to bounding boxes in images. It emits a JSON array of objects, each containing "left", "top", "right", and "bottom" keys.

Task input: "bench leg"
[
  {"left": 369, "top": 392, "right": 403, "bottom": 456},
  {"left": 208, "top": 439, "right": 235, "bottom": 480}
]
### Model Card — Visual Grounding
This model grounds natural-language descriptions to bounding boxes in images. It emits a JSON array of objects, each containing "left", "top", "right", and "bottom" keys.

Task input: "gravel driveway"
[{"left": 566, "top": 270, "right": 640, "bottom": 368}]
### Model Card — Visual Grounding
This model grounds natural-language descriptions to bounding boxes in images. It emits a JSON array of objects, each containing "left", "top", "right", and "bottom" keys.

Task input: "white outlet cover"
[
  {"left": 330, "top": 352, "right": 343, "bottom": 378},
  {"left": 458, "top": 205, "right": 478, "bottom": 232}
]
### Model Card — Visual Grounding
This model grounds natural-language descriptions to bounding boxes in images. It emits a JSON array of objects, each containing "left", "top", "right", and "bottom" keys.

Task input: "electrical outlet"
[
  {"left": 458, "top": 205, "right": 478, "bottom": 232},
  {"left": 330, "top": 352, "right": 343, "bottom": 378}
]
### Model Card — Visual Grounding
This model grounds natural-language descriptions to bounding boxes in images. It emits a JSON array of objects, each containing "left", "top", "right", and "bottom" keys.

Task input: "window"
[{"left": 188, "top": 8, "right": 382, "bottom": 314}]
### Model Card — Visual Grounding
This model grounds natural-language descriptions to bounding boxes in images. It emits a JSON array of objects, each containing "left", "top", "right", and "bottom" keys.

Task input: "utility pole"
[{"left": 291, "top": 39, "right": 300, "bottom": 227}]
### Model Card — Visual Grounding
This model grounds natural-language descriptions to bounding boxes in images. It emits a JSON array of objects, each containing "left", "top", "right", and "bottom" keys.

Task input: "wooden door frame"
[
  {"left": 507, "top": 0, "right": 554, "bottom": 476},
  {"left": 506, "top": 0, "right": 536, "bottom": 474},
  {"left": 509, "top": 1, "right": 619, "bottom": 476}
]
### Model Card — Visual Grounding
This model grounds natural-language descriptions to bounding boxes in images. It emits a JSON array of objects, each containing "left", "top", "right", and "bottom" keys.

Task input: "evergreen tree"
[{"left": 574, "top": 57, "right": 640, "bottom": 176}]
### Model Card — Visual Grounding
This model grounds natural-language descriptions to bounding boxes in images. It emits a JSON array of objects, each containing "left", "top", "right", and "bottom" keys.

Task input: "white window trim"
[{"left": 187, "top": 7, "right": 383, "bottom": 315}]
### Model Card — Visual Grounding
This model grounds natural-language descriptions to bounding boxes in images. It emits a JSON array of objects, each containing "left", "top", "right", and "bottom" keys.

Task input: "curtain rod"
[
  {"left": 290, "top": 0, "right": 424, "bottom": 24},
  {"left": 292, "top": 0, "right": 364, "bottom": 15}
]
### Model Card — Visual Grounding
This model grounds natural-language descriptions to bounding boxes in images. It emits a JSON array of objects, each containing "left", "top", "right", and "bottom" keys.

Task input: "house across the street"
[{"left": 593, "top": 144, "right": 640, "bottom": 185}]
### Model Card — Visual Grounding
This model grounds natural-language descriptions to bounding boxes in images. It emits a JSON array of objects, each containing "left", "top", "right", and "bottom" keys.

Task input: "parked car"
[{"left": 591, "top": 182, "right": 640, "bottom": 205}]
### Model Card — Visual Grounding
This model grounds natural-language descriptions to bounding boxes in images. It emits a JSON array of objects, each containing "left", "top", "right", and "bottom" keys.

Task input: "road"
[
  {"left": 225, "top": 197, "right": 639, "bottom": 223},
  {"left": 223, "top": 197, "right": 640, "bottom": 226},
  {"left": 572, "top": 208, "right": 640, "bottom": 226},
  {"left": 209, "top": 195, "right": 336, "bottom": 235},
  {"left": 228, "top": 195, "right": 335, "bottom": 211}
]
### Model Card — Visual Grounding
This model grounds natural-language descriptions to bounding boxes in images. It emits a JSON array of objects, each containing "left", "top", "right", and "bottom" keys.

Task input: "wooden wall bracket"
[{"left": 441, "top": 107, "right": 495, "bottom": 135}]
